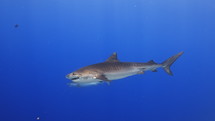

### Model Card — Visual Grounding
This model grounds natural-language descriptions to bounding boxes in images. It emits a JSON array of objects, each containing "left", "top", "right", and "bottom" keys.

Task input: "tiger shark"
[{"left": 66, "top": 52, "right": 183, "bottom": 86}]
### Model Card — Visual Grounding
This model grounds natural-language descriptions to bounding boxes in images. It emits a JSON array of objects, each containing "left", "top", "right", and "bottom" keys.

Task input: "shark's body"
[{"left": 66, "top": 52, "right": 183, "bottom": 86}]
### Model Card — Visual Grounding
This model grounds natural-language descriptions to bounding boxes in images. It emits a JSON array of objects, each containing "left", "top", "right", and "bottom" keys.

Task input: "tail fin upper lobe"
[{"left": 162, "top": 52, "right": 184, "bottom": 76}]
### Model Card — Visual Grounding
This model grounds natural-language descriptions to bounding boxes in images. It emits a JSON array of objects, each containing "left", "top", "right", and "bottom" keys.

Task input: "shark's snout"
[
  {"left": 66, "top": 73, "right": 80, "bottom": 80},
  {"left": 66, "top": 74, "right": 71, "bottom": 79}
]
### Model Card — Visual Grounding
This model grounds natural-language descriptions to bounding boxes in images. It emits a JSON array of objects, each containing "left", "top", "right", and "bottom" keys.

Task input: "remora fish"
[{"left": 66, "top": 52, "right": 183, "bottom": 86}]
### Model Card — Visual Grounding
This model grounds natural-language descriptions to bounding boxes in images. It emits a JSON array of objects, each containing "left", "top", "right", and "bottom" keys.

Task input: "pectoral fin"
[
  {"left": 96, "top": 75, "right": 111, "bottom": 82},
  {"left": 137, "top": 71, "right": 144, "bottom": 74}
]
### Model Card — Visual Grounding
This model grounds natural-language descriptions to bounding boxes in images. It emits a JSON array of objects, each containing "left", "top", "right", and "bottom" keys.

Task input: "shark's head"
[
  {"left": 66, "top": 72, "right": 81, "bottom": 82},
  {"left": 66, "top": 70, "right": 102, "bottom": 86},
  {"left": 66, "top": 71, "right": 102, "bottom": 86}
]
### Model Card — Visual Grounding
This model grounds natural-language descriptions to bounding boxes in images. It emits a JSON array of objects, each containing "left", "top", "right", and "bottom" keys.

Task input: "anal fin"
[{"left": 152, "top": 69, "right": 157, "bottom": 72}]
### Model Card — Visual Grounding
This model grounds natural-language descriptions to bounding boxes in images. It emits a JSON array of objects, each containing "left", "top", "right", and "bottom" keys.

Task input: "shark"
[{"left": 66, "top": 52, "right": 183, "bottom": 86}]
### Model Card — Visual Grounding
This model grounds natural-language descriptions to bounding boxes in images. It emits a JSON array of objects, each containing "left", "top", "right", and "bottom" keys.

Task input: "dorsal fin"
[
  {"left": 147, "top": 60, "right": 156, "bottom": 64},
  {"left": 105, "top": 52, "right": 119, "bottom": 62}
]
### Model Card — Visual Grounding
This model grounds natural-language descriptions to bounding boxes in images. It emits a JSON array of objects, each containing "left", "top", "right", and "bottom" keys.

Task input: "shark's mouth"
[{"left": 71, "top": 77, "right": 80, "bottom": 80}]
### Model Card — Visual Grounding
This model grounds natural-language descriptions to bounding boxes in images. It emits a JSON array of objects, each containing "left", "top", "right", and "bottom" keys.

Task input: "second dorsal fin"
[
  {"left": 105, "top": 52, "right": 119, "bottom": 62},
  {"left": 147, "top": 60, "right": 156, "bottom": 64}
]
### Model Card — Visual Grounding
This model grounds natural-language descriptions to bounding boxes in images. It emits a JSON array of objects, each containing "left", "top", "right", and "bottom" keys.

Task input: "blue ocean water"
[{"left": 1, "top": 0, "right": 215, "bottom": 121}]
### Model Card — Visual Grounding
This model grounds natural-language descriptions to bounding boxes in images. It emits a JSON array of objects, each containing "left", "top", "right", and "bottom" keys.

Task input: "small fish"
[
  {"left": 66, "top": 52, "right": 184, "bottom": 86},
  {"left": 14, "top": 24, "right": 19, "bottom": 28}
]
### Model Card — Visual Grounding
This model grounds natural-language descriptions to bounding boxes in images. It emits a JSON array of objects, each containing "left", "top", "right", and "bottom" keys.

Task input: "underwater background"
[{"left": 1, "top": 0, "right": 215, "bottom": 121}]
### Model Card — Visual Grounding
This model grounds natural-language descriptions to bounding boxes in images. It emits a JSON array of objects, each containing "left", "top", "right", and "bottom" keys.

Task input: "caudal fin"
[{"left": 162, "top": 52, "right": 184, "bottom": 76}]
